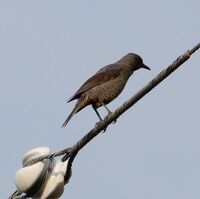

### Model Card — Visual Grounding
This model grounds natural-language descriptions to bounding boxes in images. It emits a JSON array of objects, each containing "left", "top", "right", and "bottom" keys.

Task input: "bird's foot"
[
  {"left": 107, "top": 111, "right": 117, "bottom": 124},
  {"left": 95, "top": 121, "right": 107, "bottom": 133}
]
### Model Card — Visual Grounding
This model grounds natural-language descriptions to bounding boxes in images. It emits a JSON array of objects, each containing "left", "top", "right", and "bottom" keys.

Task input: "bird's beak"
[{"left": 142, "top": 64, "right": 151, "bottom": 70}]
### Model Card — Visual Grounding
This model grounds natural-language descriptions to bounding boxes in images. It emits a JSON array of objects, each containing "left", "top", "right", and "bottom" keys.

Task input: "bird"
[{"left": 62, "top": 53, "right": 150, "bottom": 128}]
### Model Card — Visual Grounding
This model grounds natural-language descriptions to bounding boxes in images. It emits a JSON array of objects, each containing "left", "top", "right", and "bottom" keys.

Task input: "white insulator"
[
  {"left": 15, "top": 147, "right": 52, "bottom": 194},
  {"left": 38, "top": 159, "right": 70, "bottom": 199}
]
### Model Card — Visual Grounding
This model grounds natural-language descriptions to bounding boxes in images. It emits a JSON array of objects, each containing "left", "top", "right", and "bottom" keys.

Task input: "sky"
[{"left": 0, "top": 0, "right": 200, "bottom": 198}]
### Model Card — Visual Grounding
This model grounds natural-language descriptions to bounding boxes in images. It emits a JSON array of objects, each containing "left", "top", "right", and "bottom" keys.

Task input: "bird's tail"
[{"left": 61, "top": 99, "right": 85, "bottom": 128}]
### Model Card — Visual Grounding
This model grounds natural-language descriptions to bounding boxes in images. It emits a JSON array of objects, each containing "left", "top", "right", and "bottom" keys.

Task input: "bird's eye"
[{"left": 136, "top": 56, "right": 143, "bottom": 64}]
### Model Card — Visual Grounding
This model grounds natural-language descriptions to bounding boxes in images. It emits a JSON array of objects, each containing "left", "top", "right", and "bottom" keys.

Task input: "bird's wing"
[{"left": 68, "top": 65, "right": 122, "bottom": 102}]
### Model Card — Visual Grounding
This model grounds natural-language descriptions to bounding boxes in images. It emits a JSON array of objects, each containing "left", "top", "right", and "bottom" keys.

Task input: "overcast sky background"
[{"left": 0, "top": 1, "right": 200, "bottom": 198}]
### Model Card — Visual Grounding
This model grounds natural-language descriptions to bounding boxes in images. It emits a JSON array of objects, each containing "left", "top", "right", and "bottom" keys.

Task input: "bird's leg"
[
  {"left": 101, "top": 102, "right": 117, "bottom": 124},
  {"left": 92, "top": 105, "right": 107, "bottom": 132},
  {"left": 101, "top": 102, "right": 112, "bottom": 114},
  {"left": 92, "top": 105, "right": 103, "bottom": 121}
]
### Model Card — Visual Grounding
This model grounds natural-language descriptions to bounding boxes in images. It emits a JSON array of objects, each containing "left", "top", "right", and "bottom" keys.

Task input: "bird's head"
[{"left": 119, "top": 53, "right": 151, "bottom": 71}]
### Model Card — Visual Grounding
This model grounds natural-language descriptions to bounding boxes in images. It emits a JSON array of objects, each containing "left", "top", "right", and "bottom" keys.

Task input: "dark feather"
[{"left": 68, "top": 65, "right": 122, "bottom": 102}]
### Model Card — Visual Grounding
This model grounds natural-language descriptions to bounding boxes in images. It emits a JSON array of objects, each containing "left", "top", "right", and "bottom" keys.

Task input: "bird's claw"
[
  {"left": 107, "top": 111, "right": 116, "bottom": 124},
  {"left": 95, "top": 121, "right": 107, "bottom": 133}
]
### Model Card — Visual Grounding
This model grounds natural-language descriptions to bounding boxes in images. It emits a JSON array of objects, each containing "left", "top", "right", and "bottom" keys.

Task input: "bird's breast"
[{"left": 87, "top": 75, "right": 129, "bottom": 108}]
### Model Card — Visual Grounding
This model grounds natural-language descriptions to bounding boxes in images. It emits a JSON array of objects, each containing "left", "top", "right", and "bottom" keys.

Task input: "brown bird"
[{"left": 62, "top": 53, "right": 150, "bottom": 127}]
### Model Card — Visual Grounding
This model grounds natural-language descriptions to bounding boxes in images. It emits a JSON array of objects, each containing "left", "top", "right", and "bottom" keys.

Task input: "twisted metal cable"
[
  {"left": 23, "top": 148, "right": 70, "bottom": 167},
  {"left": 8, "top": 191, "right": 26, "bottom": 199}
]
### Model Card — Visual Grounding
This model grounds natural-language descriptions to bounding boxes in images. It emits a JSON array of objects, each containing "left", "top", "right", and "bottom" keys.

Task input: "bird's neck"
[{"left": 122, "top": 66, "right": 134, "bottom": 79}]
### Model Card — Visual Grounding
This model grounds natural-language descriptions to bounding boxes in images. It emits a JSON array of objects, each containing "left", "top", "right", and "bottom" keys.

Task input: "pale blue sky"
[{"left": 0, "top": 1, "right": 200, "bottom": 198}]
